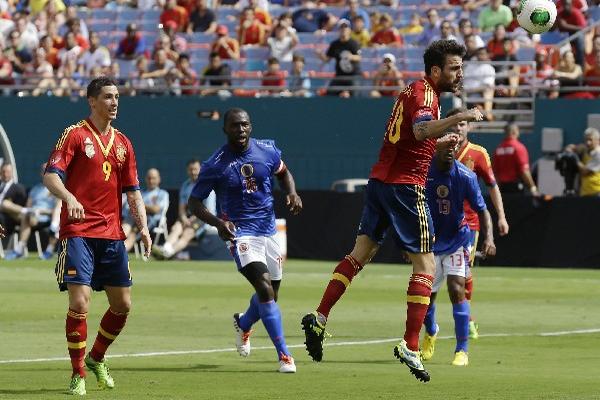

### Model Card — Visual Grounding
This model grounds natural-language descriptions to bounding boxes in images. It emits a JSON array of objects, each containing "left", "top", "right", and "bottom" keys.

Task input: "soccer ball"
[{"left": 517, "top": 0, "right": 557, "bottom": 34}]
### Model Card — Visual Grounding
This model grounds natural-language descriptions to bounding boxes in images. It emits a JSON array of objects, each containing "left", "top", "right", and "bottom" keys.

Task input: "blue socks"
[
  {"left": 453, "top": 300, "right": 470, "bottom": 353},
  {"left": 424, "top": 302, "right": 438, "bottom": 336},
  {"left": 258, "top": 300, "right": 290, "bottom": 358},
  {"left": 238, "top": 294, "right": 260, "bottom": 332}
]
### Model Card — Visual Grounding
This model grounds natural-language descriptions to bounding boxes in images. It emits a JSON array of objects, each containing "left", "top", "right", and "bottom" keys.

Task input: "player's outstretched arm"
[
  {"left": 413, "top": 108, "right": 483, "bottom": 141},
  {"left": 488, "top": 185, "right": 509, "bottom": 236},
  {"left": 477, "top": 209, "right": 496, "bottom": 258},
  {"left": 43, "top": 172, "right": 85, "bottom": 221},
  {"left": 126, "top": 190, "right": 152, "bottom": 257},
  {"left": 188, "top": 196, "right": 236, "bottom": 241},
  {"left": 276, "top": 169, "right": 302, "bottom": 215}
]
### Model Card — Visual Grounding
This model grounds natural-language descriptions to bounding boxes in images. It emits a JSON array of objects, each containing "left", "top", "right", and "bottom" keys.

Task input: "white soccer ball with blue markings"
[{"left": 517, "top": 0, "right": 557, "bottom": 34}]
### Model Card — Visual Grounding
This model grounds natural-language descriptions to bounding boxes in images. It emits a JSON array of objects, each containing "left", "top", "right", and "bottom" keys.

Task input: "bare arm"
[
  {"left": 488, "top": 184, "right": 509, "bottom": 236},
  {"left": 520, "top": 170, "right": 538, "bottom": 195},
  {"left": 276, "top": 169, "right": 303, "bottom": 215},
  {"left": 43, "top": 172, "right": 85, "bottom": 221},
  {"left": 413, "top": 107, "right": 483, "bottom": 141},
  {"left": 188, "top": 196, "right": 235, "bottom": 241},
  {"left": 126, "top": 190, "right": 151, "bottom": 257},
  {"left": 477, "top": 209, "right": 496, "bottom": 257}
]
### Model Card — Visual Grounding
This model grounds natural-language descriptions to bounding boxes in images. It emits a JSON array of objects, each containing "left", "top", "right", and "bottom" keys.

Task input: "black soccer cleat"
[
  {"left": 393, "top": 340, "right": 431, "bottom": 383},
  {"left": 301, "top": 312, "right": 326, "bottom": 362}
]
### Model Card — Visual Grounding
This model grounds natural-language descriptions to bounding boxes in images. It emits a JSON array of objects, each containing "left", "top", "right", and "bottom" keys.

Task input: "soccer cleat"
[
  {"left": 278, "top": 353, "right": 297, "bottom": 373},
  {"left": 452, "top": 351, "right": 469, "bottom": 366},
  {"left": 40, "top": 250, "right": 54, "bottom": 260},
  {"left": 301, "top": 312, "right": 327, "bottom": 362},
  {"left": 469, "top": 321, "right": 479, "bottom": 340},
  {"left": 151, "top": 245, "right": 166, "bottom": 260},
  {"left": 84, "top": 354, "right": 115, "bottom": 389},
  {"left": 421, "top": 324, "right": 439, "bottom": 361},
  {"left": 4, "top": 250, "right": 23, "bottom": 260},
  {"left": 67, "top": 374, "right": 86, "bottom": 396},
  {"left": 233, "top": 313, "right": 252, "bottom": 357},
  {"left": 393, "top": 339, "right": 430, "bottom": 383}
]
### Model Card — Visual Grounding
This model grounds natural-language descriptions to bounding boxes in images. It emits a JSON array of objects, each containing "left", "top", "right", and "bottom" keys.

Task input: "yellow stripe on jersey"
[
  {"left": 332, "top": 273, "right": 351, "bottom": 288},
  {"left": 55, "top": 121, "right": 85, "bottom": 150},
  {"left": 407, "top": 295, "right": 430, "bottom": 305},
  {"left": 470, "top": 143, "right": 493, "bottom": 167}
]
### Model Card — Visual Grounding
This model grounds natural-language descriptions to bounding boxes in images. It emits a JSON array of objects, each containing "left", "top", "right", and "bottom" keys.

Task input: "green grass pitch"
[{"left": 1, "top": 258, "right": 599, "bottom": 399}]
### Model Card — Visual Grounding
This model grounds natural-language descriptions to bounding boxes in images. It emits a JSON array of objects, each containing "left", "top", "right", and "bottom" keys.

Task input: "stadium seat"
[
  {"left": 242, "top": 46, "right": 270, "bottom": 60},
  {"left": 403, "top": 34, "right": 422, "bottom": 45},
  {"left": 187, "top": 32, "right": 215, "bottom": 44},
  {"left": 588, "top": 6, "right": 600, "bottom": 21},
  {"left": 403, "top": 46, "right": 425, "bottom": 60},
  {"left": 540, "top": 31, "right": 569, "bottom": 45},
  {"left": 141, "top": 9, "right": 161, "bottom": 21},
  {"left": 90, "top": 8, "right": 117, "bottom": 21},
  {"left": 116, "top": 8, "right": 143, "bottom": 21},
  {"left": 516, "top": 47, "right": 536, "bottom": 61}
]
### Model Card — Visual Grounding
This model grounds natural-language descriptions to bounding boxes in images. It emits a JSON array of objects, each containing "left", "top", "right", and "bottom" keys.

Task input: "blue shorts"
[
  {"left": 55, "top": 237, "right": 132, "bottom": 291},
  {"left": 357, "top": 179, "right": 434, "bottom": 254}
]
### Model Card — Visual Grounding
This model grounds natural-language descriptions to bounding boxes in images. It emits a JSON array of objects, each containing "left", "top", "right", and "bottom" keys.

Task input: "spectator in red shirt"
[
  {"left": 239, "top": 8, "right": 266, "bottom": 46},
  {"left": 160, "top": 0, "right": 189, "bottom": 33},
  {"left": 584, "top": 35, "right": 600, "bottom": 72},
  {"left": 369, "top": 13, "right": 402, "bottom": 47},
  {"left": 584, "top": 52, "right": 600, "bottom": 88},
  {"left": 171, "top": 53, "right": 198, "bottom": 95},
  {"left": 241, "top": 0, "right": 272, "bottom": 28},
  {"left": 487, "top": 24, "right": 514, "bottom": 59},
  {"left": 493, "top": 123, "right": 539, "bottom": 195},
  {"left": 261, "top": 56, "right": 287, "bottom": 96},
  {"left": 210, "top": 25, "right": 240, "bottom": 60},
  {"left": 556, "top": 0, "right": 588, "bottom": 13},
  {"left": 0, "top": 42, "right": 14, "bottom": 85},
  {"left": 370, "top": 52, "right": 404, "bottom": 98},
  {"left": 116, "top": 23, "right": 148, "bottom": 60},
  {"left": 64, "top": 18, "right": 89, "bottom": 50},
  {"left": 556, "top": 0, "right": 587, "bottom": 66}
]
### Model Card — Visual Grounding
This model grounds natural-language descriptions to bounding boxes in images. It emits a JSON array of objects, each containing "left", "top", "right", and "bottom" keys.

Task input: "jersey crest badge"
[
  {"left": 241, "top": 164, "right": 257, "bottom": 194},
  {"left": 84, "top": 137, "right": 95, "bottom": 159},
  {"left": 116, "top": 144, "right": 127, "bottom": 163},
  {"left": 436, "top": 185, "right": 449, "bottom": 198}
]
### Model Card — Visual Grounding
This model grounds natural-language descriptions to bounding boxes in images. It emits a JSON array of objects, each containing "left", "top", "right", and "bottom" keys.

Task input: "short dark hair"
[
  {"left": 267, "top": 57, "right": 279, "bottom": 65},
  {"left": 209, "top": 51, "right": 219, "bottom": 59},
  {"left": 445, "top": 107, "right": 466, "bottom": 118},
  {"left": 178, "top": 53, "right": 190, "bottom": 61},
  {"left": 223, "top": 108, "right": 249, "bottom": 126},
  {"left": 292, "top": 53, "right": 304, "bottom": 63},
  {"left": 86, "top": 76, "right": 117, "bottom": 98},
  {"left": 423, "top": 39, "right": 466, "bottom": 75}
]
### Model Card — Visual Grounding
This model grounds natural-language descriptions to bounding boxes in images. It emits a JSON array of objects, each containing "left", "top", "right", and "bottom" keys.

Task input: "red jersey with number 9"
[
  {"left": 370, "top": 77, "right": 440, "bottom": 187},
  {"left": 46, "top": 119, "right": 140, "bottom": 240}
]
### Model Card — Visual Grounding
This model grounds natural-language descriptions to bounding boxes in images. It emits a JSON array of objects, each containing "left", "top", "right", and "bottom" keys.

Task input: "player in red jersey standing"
[
  {"left": 44, "top": 77, "right": 151, "bottom": 396},
  {"left": 301, "top": 40, "right": 483, "bottom": 382}
]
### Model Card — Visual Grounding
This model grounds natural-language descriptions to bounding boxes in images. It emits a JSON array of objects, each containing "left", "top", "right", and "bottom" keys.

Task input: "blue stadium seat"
[
  {"left": 403, "top": 46, "right": 424, "bottom": 60},
  {"left": 88, "top": 22, "right": 117, "bottom": 33},
  {"left": 360, "top": 47, "right": 381, "bottom": 60},
  {"left": 539, "top": 30, "right": 569, "bottom": 45},
  {"left": 216, "top": 8, "right": 240, "bottom": 20},
  {"left": 297, "top": 32, "right": 324, "bottom": 45},
  {"left": 90, "top": 9, "right": 116, "bottom": 21},
  {"left": 116, "top": 8, "right": 143, "bottom": 21},
  {"left": 242, "top": 46, "right": 270, "bottom": 60},
  {"left": 516, "top": 47, "right": 536, "bottom": 61},
  {"left": 588, "top": 6, "right": 600, "bottom": 21},
  {"left": 244, "top": 59, "right": 266, "bottom": 71},
  {"left": 190, "top": 48, "right": 212, "bottom": 62},
  {"left": 403, "top": 34, "right": 422, "bottom": 45},
  {"left": 404, "top": 60, "right": 424, "bottom": 71},
  {"left": 116, "top": 59, "right": 136, "bottom": 77},
  {"left": 187, "top": 32, "right": 215, "bottom": 44},
  {"left": 141, "top": 10, "right": 161, "bottom": 21}
]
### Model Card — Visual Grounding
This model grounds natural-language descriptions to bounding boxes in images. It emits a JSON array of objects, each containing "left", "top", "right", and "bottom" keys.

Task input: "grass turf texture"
[{"left": 1, "top": 259, "right": 599, "bottom": 399}]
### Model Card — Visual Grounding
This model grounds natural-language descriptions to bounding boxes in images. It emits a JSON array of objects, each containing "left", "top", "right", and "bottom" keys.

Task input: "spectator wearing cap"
[
  {"left": 370, "top": 52, "right": 404, "bottom": 98},
  {"left": 116, "top": 23, "right": 148, "bottom": 60},
  {"left": 289, "top": 53, "right": 311, "bottom": 97},
  {"left": 370, "top": 13, "right": 403, "bottom": 47},
  {"left": 239, "top": 7, "right": 266, "bottom": 46},
  {"left": 351, "top": 16, "right": 370, "bottom": 48},
  {"left": 160, "top": 0, "right": 189, "bottom": 32},
  {"left": 340, "top": 0, "right": 370, "bottom": 31},
  {"left": 317, "top": 19, "right": 361, "bottom": 98},
  {"left": 211, "top": 25, "right": 240, "bottom": 59},
  {"left": 478, "top": 0, "right": 513, "bottom": 32},
  {"left": 268, "top": 24, "right": 298, "bottom": 62},
  {"left": 187, "top": 0, "right": 216, "bottom": 34}
]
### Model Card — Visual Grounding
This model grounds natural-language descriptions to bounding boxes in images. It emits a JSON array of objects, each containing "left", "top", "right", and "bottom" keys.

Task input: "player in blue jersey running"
[
  {"left": 421, "top": 140, "right": 496, "bottom": 366},
  {"left": 188, "top": 108, "right": 302, "bottom": 373}
]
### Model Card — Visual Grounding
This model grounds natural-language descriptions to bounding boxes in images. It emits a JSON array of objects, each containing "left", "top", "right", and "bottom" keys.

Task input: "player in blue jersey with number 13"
[{"left": 188, "top": 108, "right": 302, "bottom": 373}]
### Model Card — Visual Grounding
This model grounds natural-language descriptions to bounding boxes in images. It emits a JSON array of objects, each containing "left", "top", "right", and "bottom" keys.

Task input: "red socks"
[
  {"left": 404, "top": 274, "right": 433, "bottom": 351},
  {"left": 465, "top": 276, "right": 473, "bottom": 301},
  {"left": 66, "top": 309, "right": 87, "bottom": 377},
  {"left": 89, "top": 308, "right": 128, "bottom": 362},
  {"left": 316, "top": 255, "right": 363, "bottom": 319}
]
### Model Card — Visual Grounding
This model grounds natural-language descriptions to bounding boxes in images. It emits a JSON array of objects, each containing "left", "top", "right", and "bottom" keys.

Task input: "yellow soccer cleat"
[
  {"left": 452, "top": 351, "right": 469, "bottom": 366},
  {"left": 421, "top": 324, "right": 438, "bottom": 361}
]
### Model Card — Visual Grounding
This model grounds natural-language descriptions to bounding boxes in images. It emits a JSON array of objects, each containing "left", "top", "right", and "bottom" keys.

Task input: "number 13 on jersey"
[{"left": 102, "top": 161, "right": 112, "bottom": 181}]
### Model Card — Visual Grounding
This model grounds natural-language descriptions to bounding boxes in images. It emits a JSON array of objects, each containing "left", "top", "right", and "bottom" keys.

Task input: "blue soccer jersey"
[
  {"left": 426, "top": 160, "right": 487, "bottom": 255},
  {"left": 190, "top": 138, "right": 285, "bottom": 237}
]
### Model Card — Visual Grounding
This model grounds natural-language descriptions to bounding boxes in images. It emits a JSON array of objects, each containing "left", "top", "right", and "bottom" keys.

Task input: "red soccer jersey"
[
  {"left": 493, "top": 137, "right": 530, "bottom": 184},
  {"left": 370, "top": 77, "right": 440, "bottom": 187},
  {"left": 457, "top": 141, "right": 496, "bottom": 231},
  {"left": 46, "top": 119, "right": 140, "bottom": 240}
]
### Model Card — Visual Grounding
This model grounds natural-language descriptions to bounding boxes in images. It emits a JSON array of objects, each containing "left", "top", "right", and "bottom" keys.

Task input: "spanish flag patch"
[{"left": 67, "top": 269, "right": 77, "bottom": 276}]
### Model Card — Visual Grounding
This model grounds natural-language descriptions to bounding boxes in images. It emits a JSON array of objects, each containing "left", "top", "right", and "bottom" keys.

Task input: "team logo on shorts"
[
  {"left": 116, "top": 144, "right": 127, "bottom": 163},
  {"left": 84, "top": 137, "right": 95, "bottom": 158},
  {"left": 239, "top": 243, "right": 249, "bottom": 253},
  {"left": 436, "top": 185, "right": 449, "bottom": 198}
]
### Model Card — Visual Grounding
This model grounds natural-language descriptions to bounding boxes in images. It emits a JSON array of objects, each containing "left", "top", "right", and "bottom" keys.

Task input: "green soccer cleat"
[
  {"left": 421, "top": 324, "right": 438, "bottom": 361},
  {"left": 469, "top": 321, "right": 479, "bottom": 340},
  {"left": 84, "top": 354, "right": 115, "bottom": 390},
  {"left": 301, "top": 312, "right": 327, "bottom": 362},
  {"left": 68, "top": 374, "right": 86, "bottom": 396},
  {"left": 393, "top": 339, "right": 430, "bottom": 383}
]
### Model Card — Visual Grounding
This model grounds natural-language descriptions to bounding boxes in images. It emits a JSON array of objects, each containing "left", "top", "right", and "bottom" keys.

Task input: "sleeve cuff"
[
  {"left": 122, "top": 185, "right": 140, "bottom": 192},
  {"left": 45, "top": 167, "right": 66, "bottom": 182}
]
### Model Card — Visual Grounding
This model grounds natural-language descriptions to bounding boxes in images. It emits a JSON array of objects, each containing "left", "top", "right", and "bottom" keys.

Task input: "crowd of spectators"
[{"left": 1, "top": 0, "right": 600, "bottom": 98}]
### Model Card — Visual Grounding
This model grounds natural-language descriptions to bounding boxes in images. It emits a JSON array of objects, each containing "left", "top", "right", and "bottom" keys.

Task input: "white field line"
[{"left": 1, "top": 328, "right": 598, "bottom": 365}]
